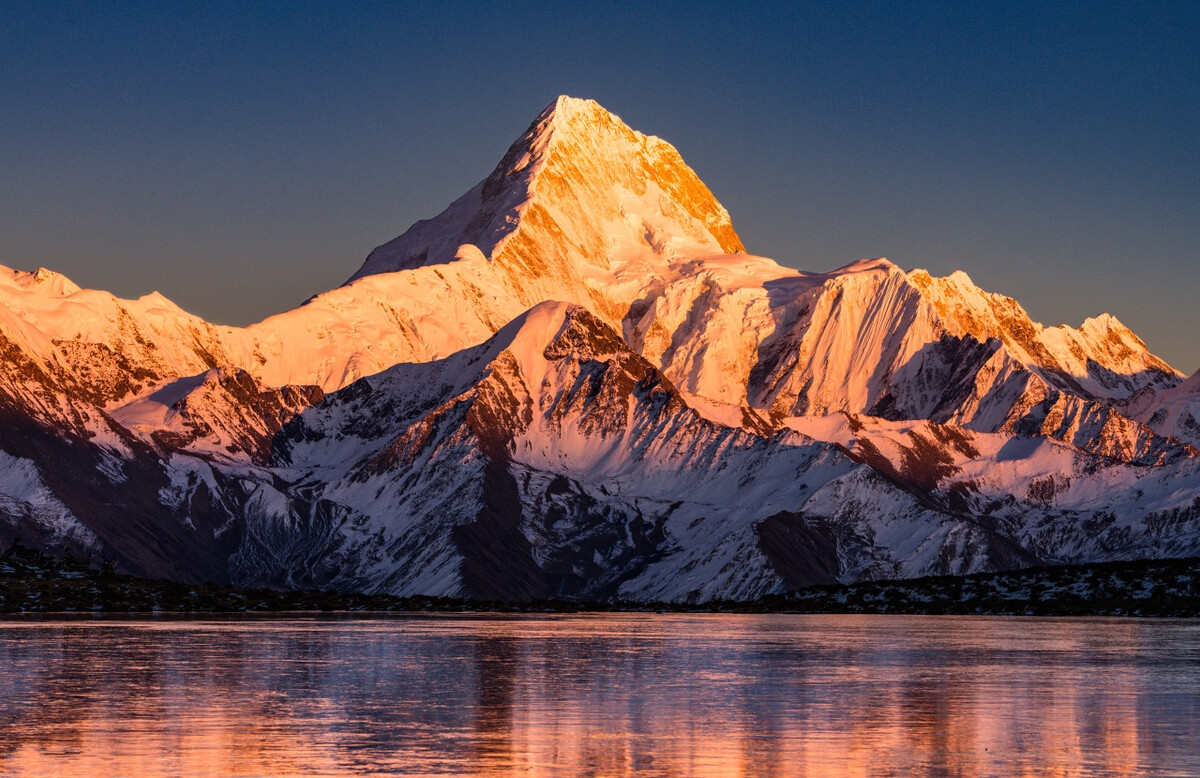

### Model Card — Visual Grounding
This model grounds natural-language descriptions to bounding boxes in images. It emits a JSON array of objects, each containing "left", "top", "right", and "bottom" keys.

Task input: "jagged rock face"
[
  {"left": 0, "top": 266, "right": 239, "bottom": 406},
  {"left": 0, "top": 95, "right": 1197, "bottom": 601},
  {"left": 110, "top": 369, "right": 324, "bottom": 464},
  {"left": 0, "top": 101, "right": 741, "bottom": 400}
]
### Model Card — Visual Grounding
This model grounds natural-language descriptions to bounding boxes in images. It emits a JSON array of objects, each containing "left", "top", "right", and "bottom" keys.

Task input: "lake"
[{"left": 0, "top": 614, "right": 1197, "bottom": 776}]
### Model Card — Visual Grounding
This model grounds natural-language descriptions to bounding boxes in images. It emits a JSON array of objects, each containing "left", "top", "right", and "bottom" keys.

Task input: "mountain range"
[{"left": 1, "top": 96, "right": 1198, "bottom": 602}]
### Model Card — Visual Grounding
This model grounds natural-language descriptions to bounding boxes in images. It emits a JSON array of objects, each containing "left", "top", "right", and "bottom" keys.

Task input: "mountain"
[{"left": 0, "top": 95, "right": 1196, "bottom": 601}]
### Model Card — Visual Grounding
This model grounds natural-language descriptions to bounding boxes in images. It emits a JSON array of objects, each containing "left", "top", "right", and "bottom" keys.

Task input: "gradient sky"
[{"left": 2, "top": 2, "right": 1197, "bottom": 373}]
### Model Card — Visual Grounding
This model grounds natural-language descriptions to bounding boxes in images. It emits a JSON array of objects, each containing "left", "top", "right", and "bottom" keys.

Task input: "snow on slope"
[
  {"left": 262, "top": 302, "right": 803, "bottom": 598},
  {"left": 0, "top": 99, "right": 745, "bottom": 404},
  {"left": 782, "top": 411, "right": 1200, "bottom": 563},
  {"left": 0, "top": 448, "right": 99, "bottom": 557},
  {"left": 109, "top": 369, "right": 323, "bottom": 464},
  {"left": 1121, "top": 369, "right": 1200, "bottom": 450},
  {"left": 0, "top": 265, "right": 238, "bottom": 405}
]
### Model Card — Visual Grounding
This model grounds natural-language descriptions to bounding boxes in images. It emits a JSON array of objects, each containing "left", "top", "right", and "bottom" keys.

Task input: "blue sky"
[{"left": 2, "top": 1, "right": 1197, "bottom": 373}]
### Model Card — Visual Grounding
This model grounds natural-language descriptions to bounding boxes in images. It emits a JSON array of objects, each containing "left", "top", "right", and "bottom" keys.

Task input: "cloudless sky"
[{"left": 1, "top": 1, "right": 1197, "bottom": 373}]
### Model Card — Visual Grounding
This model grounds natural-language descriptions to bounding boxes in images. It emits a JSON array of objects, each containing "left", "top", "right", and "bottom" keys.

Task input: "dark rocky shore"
[{"left": 2, "top": 543, "right": 1198, "bottom": 617}]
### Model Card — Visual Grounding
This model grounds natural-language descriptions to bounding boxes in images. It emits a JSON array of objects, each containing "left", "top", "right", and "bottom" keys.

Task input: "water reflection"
[{"left": 0, "top": 615, "right": 1196, "bottom": 776}]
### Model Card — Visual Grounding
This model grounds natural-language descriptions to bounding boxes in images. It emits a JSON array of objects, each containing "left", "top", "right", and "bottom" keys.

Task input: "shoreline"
[{"left": 3, "top": 545, "right": 1198, "bottom": 618}]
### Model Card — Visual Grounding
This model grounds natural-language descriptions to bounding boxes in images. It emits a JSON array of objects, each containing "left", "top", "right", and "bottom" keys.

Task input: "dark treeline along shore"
[{"left": 2, "top": 544, "right": 1199, "bottom": 617}]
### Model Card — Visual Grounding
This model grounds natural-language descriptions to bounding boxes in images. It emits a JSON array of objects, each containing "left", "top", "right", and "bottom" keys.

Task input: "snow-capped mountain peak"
[{"left": 347, "top": 95, "right": 744, "bottom": 286}]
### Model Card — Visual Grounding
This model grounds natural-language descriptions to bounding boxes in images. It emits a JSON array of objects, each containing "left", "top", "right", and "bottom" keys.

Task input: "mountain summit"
[
  {"left": 0, "top": 96, "right": 1197, "bottom": 600},
  {"left": 350, "top": 96, "right": 743, "bottom": 285}
]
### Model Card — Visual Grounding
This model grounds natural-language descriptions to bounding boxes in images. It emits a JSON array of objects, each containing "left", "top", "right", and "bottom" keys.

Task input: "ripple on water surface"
[{"left": 0, "top": 614, "right": 1197, "bottom": 776}]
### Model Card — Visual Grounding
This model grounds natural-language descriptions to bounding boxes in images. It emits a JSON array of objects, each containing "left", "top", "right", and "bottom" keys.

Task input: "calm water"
[{"left": 0, "top": 614, "right": 1197, "bottom": 777}]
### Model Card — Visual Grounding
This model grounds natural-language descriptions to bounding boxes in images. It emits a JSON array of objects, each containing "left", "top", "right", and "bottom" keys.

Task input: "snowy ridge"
[
  {"left": 0, "top": 100, "right": 746, "bottom": 401},
  {"left": 109, "top": 368, "right": 323, "bottom": 464},
  {"left": 1120, "top": 369, "right": 1200, "bottom": 450},
  {"left": 626, "top": 256, "right": 1186, "bottom": 463},
  {"left": 909, "top": 268, "right": 1181, "bottom": 398}
]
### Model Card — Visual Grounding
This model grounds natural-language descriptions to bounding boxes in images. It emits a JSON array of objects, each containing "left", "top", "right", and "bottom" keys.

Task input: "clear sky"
[{"left": 2, "top": 2, "right": 1197, "bottom": 374}]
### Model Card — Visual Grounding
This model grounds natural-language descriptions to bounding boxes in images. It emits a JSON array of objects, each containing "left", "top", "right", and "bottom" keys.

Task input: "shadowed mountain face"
[{"left": 0, "top": 97, "right": 1197, "bottom": 601}]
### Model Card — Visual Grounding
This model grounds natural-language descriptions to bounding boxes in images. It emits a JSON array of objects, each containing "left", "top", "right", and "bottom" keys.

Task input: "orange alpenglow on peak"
[{"left": 348, "top": 95, "right": 743, "bottom": 284}]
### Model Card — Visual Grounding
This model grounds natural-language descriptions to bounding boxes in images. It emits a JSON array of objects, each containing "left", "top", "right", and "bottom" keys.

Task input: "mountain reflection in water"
[{"left": 0, "top": 614, "right": 1197, "bottom": 776}]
